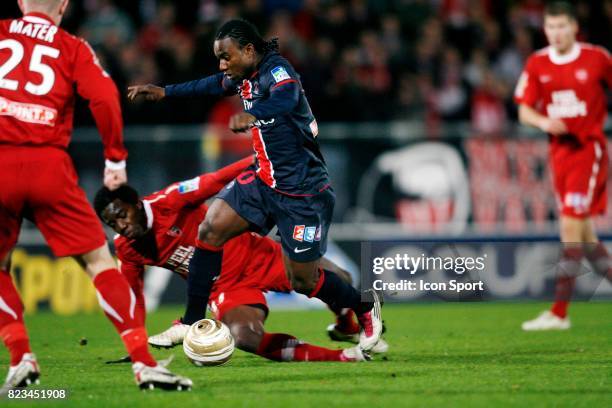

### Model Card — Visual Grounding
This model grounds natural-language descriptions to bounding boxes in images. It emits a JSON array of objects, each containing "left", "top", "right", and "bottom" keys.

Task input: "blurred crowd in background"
[{"left": 2, "top": 0, "right": 612, "bottom": 133}]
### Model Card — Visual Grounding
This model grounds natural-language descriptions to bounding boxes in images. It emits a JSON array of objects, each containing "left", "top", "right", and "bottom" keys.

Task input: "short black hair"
[
  {"left": 544, "top": 1, "right": 577, "bottom": 20},
  {"left": 93, "top": 185, "right": 139, "bottom": 220},
  {"left": 215, "top": 19, "right": 279, "bottom": 54}
]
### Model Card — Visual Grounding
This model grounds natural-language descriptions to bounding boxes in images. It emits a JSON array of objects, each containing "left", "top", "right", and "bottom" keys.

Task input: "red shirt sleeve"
[
  {"left": 514, "top": 56, "right": 541, "bottom": 108},
  {"left": 115, "top": 237, "right": 145, "bottom": 283},
  {"left": 603, "top": 48, "right": 612, "bottom": 88},
  {"left": 150, "top": 156, "right": 253, "bottom": 211},
  {"left": 73, "top": 39, "right": 127, "bottom": 162}
]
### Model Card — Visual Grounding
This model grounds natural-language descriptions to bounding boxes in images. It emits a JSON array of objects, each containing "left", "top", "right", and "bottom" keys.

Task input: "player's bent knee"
[
  {"left": 197, "top": 220, "right": 227, "bottom": 247},
  {"left": 78, "top": 243, "right": 117, "bottom": 277},
  {"left": 228, "top": 324, "right": 263, "bottom": 353},
  {"left": 288, "top": 262, "right": 320, "bottom": 294}
]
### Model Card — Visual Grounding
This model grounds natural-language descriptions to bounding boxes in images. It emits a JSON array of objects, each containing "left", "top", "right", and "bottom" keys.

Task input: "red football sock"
[
  {"left": 121, "top": 267, "right": 146, "bottom": 326},
  {"left": 550, "top": 296, "right": 572, "bottom": 319},
  {"left": 550, "top": 247, "right": 581, "bottom": 318},
  {"left": 122, "top": 328, "right": 154, "bottom": 366},
  {"left": 584, "top": 242, "right": 611, "bottom": 281},
  {"left": 93, "top": 269, "right": 155, "bottom": 366},
  {"left": 293, "top": 342, "right": 344, "bottom": 362},
  {"left": 0, "top": 270, "right": 32, "bottom": 365},
  {"left": 256, "top": 332, "right": 343, "bottom": 362}
]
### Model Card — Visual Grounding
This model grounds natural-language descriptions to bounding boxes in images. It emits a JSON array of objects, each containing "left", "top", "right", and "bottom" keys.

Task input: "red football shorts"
[
  {"left": 550, "top": 139, "right": 608, "bottom": 218},
  {"left": 0, "top": 146, "right": 107, "bottom": 259},
  {"left": 209, "top": 235, "right": 292, "bottom": 320}
]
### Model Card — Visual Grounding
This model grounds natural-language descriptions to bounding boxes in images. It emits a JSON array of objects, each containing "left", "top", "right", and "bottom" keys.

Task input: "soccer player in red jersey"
[
  {"left": 514, "top": 2, "right": 612, "bottom": 330},
  {"left": 94, "top": 159, "right": 386, "bottom": 362},
  {"left": 0, "top": 0, "right": 191, "bottom": 391}
]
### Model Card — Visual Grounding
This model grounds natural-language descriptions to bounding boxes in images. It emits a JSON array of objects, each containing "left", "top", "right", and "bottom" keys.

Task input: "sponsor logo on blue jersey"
[{"left": 271, "top": 66, "right": 291, "bottom": 83}]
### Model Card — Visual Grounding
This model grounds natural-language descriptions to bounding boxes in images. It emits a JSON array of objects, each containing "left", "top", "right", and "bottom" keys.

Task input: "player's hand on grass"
[
  {"left": 229, "top": 113, "right": 256, "bottom": 132},
  {"left": 127, "top": 84, "right": 165, "bottom": 101},
  {"left": 539, "top": 118, "right": 568, "bottom": 135},
  {"left": 104, "top": 167, "right": 127, "bottom": 190}
]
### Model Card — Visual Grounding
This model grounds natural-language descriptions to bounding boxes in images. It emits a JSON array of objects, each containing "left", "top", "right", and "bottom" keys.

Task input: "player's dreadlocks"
[
  {"left": 93, "top": 185, "right": 139, "bottom": 220},
  {"left": 215, "top": 19, "right": 279, "bottom": 54}
]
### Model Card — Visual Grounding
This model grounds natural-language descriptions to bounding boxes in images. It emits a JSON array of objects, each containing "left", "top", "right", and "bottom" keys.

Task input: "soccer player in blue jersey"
[{"left": 128, "top": 19, "right": 382, "bottom": 353}]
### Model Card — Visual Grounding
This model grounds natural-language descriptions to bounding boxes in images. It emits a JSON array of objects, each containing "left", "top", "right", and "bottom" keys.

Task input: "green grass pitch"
[{"left": 1, "top": 302, "right": 611, "bottom": 407}]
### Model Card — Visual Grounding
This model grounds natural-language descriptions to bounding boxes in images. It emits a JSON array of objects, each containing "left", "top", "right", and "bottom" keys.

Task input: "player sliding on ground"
[
  {"left": 127, "top": 19, "right": 383, "bottom": 352},
  {"left": 0, "top": 0, "right": 191, "bottom": 393},
  {"left": 514, "top": 1, "right": 611, "bottom": 330},
  {"left": 94, "top": 160, "right": 388, "bottom": 362}
]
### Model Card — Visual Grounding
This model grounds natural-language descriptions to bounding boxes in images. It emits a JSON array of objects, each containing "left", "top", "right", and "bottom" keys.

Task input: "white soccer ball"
[{"left": 182, "top": 319, "right": 235, "bottom": 366}]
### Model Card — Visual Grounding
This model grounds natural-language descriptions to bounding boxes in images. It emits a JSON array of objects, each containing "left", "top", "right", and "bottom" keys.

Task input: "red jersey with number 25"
[
  {"left": 514, "top": 43, "right": 612, "bottom": 146},
  {"left": 0, "top": 12, "right": 126, "bottom": 161}
]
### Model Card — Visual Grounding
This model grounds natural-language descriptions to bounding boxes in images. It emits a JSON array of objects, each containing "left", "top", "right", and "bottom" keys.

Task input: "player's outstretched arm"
[
  {"left": 207, "top": 156, "right": 254, "bottom": 187},
  {"left": 159, "top": 156, "right": 254, "bottom": 210},
  {"left": 518, "top": 104, "right": 568, "bottom": 136},
  {"left": 127, "top": 84, "right": 166, "bottom": 101},
  {"left": 132, "top": 73, "right": 238, "bottom": 102}
]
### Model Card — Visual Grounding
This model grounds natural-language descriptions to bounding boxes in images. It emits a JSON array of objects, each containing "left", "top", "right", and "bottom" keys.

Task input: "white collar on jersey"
[
  {"left": 142, "top": 200, "right": 154, "bottom": 230},
  {"left": 548, "top": 43, "right": 581, "bottom": 65},
  {"left": 23, "top": 14, "right": 53, "bottom": 25}
]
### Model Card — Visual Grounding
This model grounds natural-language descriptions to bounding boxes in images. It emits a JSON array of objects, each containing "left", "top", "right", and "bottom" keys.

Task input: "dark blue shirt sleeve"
[
  {"left": 246, "top": 80, "right": 300, "bottom": 120},
  {"left": 164, "top": 73, "right": 237, "bottom": 97}
]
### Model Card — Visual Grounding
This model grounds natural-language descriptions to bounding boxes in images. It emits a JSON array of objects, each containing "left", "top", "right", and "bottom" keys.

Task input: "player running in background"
[
  {"left": 127, "top": 19, "right": 383, "bottom": 352},
  {"left": 514, "top": 2, "right": 611, "bottom": 330},
  {"left": 94, "top": 160, "right": 387, "bottom": 362},
  {"left": 0, "top": 0, "right": 191, "bottom": 391}
]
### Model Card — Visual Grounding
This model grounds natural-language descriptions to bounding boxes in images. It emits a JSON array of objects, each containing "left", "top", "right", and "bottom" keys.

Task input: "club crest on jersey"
[
  {"left": 575, "top": 69, "right": 588, "bottom": 82},
  {"left": 271, "top": 66, "right": 291, "bottom": 83},
  {"left": 293, "top": 225, "right": 305, "bottom": 242},
  {"left": 539, "top": 75, "right": 551, "bottom": 83},
  {"left": 178, "top": 177, "right": 199, "bottom": 194},
  {"left": 166, "top": 226, "right": 182, "bottom": 237}
]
